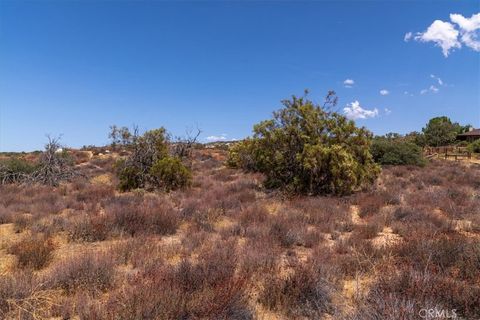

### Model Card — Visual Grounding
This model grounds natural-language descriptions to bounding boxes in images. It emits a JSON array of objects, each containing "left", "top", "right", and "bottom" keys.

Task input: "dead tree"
[
  {"left": 171, "top": 126, "right": 202, "bottom": 160},
  {"left": 322, "top": 90, "right": 339, "bottom": 113},
  {"left": 29, "top": 136, "right": 78, "bottom": 186},
  {"left": 0, "top": 136, "right": 78, "bottom": 187}
]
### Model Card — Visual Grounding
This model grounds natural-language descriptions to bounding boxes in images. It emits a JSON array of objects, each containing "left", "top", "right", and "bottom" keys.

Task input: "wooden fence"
[{"left": 423, "top": 146, "right": 472, "bottom": 161}]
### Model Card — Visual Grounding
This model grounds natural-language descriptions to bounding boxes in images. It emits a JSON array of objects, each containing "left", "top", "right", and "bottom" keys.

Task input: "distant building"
[{"left": 457, "top": 128, "right": 480, "bottom": 142}]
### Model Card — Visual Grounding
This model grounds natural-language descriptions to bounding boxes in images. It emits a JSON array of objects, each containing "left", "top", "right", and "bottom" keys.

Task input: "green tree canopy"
[{"left": 422, "top": 116, "right": 463, "bottom": 147}]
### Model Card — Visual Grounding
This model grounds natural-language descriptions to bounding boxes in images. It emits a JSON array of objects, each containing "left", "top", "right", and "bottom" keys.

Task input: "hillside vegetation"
[
  {"left": 0, "top": 146, "right": 479, "bottom": 319},
  {"left": 0, "top": 93, "right": 479, "bottom": 319}
]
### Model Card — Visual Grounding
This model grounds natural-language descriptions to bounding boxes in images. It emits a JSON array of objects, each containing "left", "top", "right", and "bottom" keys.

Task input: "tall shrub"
[
  {"left": 228, "top": 92, "right": 380, "bottom": 195},
  {"left": 115, "top": 127, "right": 192, "bottom": 191},
  {"left": 371, "top": 138, "right": 426, "bottom": 166}
]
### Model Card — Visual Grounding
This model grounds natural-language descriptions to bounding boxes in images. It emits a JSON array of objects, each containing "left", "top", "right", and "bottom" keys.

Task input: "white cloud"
[
  {"left": 409, "top": 13, "right": 480, "bottom": 56},
  {"left": 384, "top": 108, "right": 392, "bottom": 115},
  {"left": 430, "top": 74, "right": 444, "bottom": 85},
  {"left": 343, "top": 79, "right": 355, "bottom": 88},
  {"left": 205, "top": 133, "right": 228, "bottom": 142},
  {"left": 343, "top": 101, "right": 379, "bottom": 120},
  {"left": 420, "top": 85, "right": 439, "bottom": 94},
  {"left": 404, "top": 91, "right": 414, "bottom": 96},
  {"left": 414, "top": 20, "right": 461, "bottom": 57},
  {"left": 451, "top": 13, "right": 480, "bottom": 32},
  {"left": 404, "top": 32, "right": 413, "bottom": 42},
  {"left": 450, "top": 13, "right": 480, "bottom": 51},
  {"left": 380, "top": 89, "right": 389, "bottom": 96}
]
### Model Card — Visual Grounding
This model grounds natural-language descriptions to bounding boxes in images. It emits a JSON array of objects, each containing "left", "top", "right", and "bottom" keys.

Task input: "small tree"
[
  {"left": 109, "top": 125, "right": 134, "bottom": 147},
  {"left": 115, "top": 127, "right": 192, "bottom": 192},
  {"left": 109, "top": 125, "right": 120, "bottom": 147},
  {"left": 119, "top": 127, "right": 133, "bottom": 145},
  {"left": 422, "top": 116, "right": 463, "bottom": 147},
  {"left": 171, "top": 127, "right": 201, "bottom": 161},
  {"left": 228, "top": 91, "right": 380, "bottom": 195}
]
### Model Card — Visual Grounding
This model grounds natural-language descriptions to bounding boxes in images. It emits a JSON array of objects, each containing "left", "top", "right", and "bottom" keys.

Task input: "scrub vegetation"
[{"left": 0, "top": 93, "right": 479, "bottom": 319}]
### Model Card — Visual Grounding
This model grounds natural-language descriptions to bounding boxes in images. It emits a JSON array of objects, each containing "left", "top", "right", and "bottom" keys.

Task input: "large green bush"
[
  {"left": 228, "top": 93, "right": 380, "bottom": 195},
  {"left": 371, "top": 138, "right": 426, "bottom": 166}
]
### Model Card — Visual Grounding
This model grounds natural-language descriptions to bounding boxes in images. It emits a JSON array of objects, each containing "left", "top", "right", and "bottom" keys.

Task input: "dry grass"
[
  {"left": 0, "top": 151, "right": 479, "bottom": 319},
  {"left": 7, "top": 234, "right": 55, "bottom": 270}
]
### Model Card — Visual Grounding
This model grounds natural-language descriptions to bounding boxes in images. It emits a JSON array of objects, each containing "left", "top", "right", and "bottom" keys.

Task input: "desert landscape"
[
  {"left": 1, "top": 109, "right": 480, "bottom": 320},
  {"left": 1, "top": 1, "right": 479, "bottom": 319}
]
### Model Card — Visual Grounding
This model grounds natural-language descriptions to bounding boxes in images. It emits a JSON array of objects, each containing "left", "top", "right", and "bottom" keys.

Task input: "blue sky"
[{"left": 1, "top": 1, "right": 479, "bottom": 151}]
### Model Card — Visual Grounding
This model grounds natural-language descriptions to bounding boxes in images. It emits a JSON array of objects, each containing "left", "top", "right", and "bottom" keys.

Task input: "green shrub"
[
  {"left": 0, "top": 158, "right": 37, "bottom": 174},
  {"left": 226, "top": 139, "right": 258, "bottom": 171},
  {"left": 228, "top": 92, "right": 380, "bottom": 195},
  {"left": 371, "top": 138, "right": 426, "bottom": 166},
  {"left": 0, "top": 158, "right": 38, "bottom": 184},
  {"left": 115, "top": 127, "right": 193, "bottom": 192},
  {"left": 115, "top": 160, "right": 142, "bottom": 192},
  {"left": 468, "top": 140, "right": 480, "bottom": 153},
  {"left": 150, "top": 156, "right": 192, "bottom": 191}
]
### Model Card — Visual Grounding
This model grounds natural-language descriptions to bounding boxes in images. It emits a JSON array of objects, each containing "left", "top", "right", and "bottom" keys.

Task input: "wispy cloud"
[
  {"left": 380, "top": 89, "right": 390, "bottom": 96},
  {"left": 384, "top": 108, "right": 392, "bottom": 115},
  {"left": 430, "top": 74, "right": 444, "bottom": 86},
  {"left": 420, "top": 74, "right": 444, "bottom": 94},
  {"left": 406, "top": 13, "right": 480, "bottom": 57},
  {"left": 343, "top": 79, "right": 355, "bottom": 88},
  {"left": 404, "top": 32, "right": 413, "bottom": 42},
  {"left": 343, "top": 101, "right": 379, "bottom": 120},
  {"left": 205, "top": 133, "right": 228, "bottom": 142},
  {"left": 420, "top": 85, "right": 439, "bottom": 95}
]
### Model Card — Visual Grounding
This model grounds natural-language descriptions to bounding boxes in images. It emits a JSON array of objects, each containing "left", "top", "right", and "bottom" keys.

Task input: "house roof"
[{"left": 458, "top": 129, "right": 480, "bottom": 137}]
